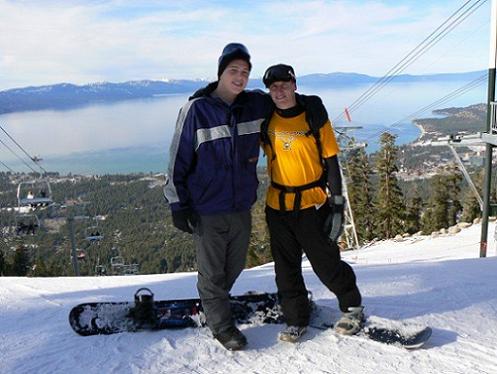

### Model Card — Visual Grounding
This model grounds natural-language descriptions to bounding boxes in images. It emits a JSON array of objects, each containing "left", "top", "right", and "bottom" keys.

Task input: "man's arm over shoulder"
[{"left": 245, "top": 89, "right": 274, "bottom": 117}]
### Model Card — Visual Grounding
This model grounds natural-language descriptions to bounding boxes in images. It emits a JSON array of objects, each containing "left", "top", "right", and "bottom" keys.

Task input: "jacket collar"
[{"left": 189, "top": 81, "right": 249, "bottom": 107}]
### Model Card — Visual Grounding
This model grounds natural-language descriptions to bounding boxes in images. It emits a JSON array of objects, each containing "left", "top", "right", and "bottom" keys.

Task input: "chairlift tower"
[
  {"left": 480, "top": 0, "right": 497, "bottom": 257},
  {"left": 431, "top": 134, "right": 485, "bottom": 211},
  {"left": 334, "top": 126, "right": 364, "bottom": 250},
  {"left": 434, "top": 1, "right": 497, "bottom": 257}
]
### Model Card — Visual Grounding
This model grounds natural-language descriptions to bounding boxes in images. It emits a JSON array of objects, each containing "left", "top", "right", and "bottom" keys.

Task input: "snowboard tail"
[
  {"left": 309, "top": 304, "right": 432, "bottom": 349},
  {"left": 365, "top": 325, "right": 432, "bottom": 349}
]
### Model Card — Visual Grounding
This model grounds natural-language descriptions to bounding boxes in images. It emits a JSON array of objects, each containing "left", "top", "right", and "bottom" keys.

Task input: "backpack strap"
[
  {"left": 264, "top": 94, "right": 330, "bottom": 211},
  {"left": 298, "top": 93, "right": 327, "bottom": 169},
  {"left": 271, "top": 173, "right": 327, "bottom": 212}
]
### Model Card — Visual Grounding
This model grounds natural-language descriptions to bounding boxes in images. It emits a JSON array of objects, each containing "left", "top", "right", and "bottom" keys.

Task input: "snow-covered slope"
[{"left": 1, "top": 223, "right": 497, "bottom": 374}]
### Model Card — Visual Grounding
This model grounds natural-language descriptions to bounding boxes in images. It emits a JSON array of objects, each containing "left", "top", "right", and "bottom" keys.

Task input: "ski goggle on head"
[{"left": 263, "top": 64, "right": 296, "bottom": 88}]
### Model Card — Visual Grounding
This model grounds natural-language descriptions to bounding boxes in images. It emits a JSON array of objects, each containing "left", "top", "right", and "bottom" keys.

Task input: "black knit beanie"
[{"left": 218, "top": 43, "right": 252, "bottom": 77}]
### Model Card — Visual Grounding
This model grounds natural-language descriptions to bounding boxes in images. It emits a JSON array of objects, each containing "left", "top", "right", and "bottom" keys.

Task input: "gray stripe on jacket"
[
  {"left": 237, "top": 118, "right": 264, "bottom": 136},
  {"left": 194, "top": 118, "right": 264, "bottom": 150},
  {"left": 195, "top": 125, "right": 231, "bottom": 151},
  {"left": 163, "top": 99, "right": 198, "bottom": 205}
]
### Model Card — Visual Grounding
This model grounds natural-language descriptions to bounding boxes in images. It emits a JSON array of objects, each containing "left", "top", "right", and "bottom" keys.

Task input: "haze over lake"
[{"left": 0, "top": 80, "right": 486, "bottom": 175}]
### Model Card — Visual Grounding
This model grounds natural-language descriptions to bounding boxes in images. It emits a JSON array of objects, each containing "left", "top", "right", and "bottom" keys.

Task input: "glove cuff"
[{"left": 330, "top": 195, "right": 345, "bottom": 205}]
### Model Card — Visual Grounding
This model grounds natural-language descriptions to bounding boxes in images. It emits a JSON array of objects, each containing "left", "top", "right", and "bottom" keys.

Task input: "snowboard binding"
[{"left": 128, "top": 288, "right": 158, "bottom": 328}]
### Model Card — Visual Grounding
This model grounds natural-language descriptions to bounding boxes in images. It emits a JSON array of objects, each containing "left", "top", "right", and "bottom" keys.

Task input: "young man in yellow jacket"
[{"left": 261, "top": 64, "right": 364, "bottom": 342}]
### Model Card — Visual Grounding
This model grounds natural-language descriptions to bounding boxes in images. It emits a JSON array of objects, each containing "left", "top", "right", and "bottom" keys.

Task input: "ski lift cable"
[
  {"left": 336, "top": 0, "right": 486, "bottom": 121},
  {"left": 342, "top": 0, "right": 475, "bottom": 114},
  {"left": 415, "top": 11, "right": 488, "bottom": 74},
  {"left": 0, "top": 159, "right": 15, "bottom": 173},
  {"left": 0, "top": 123, "right": 47, "bottom": 174},
  {"left": 342, "top": 0, "right": 488, "bottom": 118},
  {"left": 390, "top": 75, "right": 487, "bottom": 126},
  {"left": 345, "top": 1, "right": 487, "bottom": 117},
  {"left": 366, "top": 75, "right": 487, "bottom": 142},
  {"left": 363, "top": 74, "right": 487, "bottom": 142},
  {"left": 334, "top": 0, "right": 488, "bottom": 123},
  {"left": 340, "top": 74, "right": 486, "bottom": 143},
  {"left": 0, "top": 136, "right": 39, "bottom": 174},
  {"left": 387, "top": 74, "right": 488, "bottom": 128}
]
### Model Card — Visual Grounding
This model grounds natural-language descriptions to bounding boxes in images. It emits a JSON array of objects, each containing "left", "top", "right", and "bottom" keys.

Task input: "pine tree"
[
  {"left": 32, "top": 257, "right": 50, "bottom": 277},
  {"left": 374, "top": 132, "right": 405, "bottom": 239},
  {"left": 0, "top": 249, "right": 5, "bottom": 276},
  {"left": 461, "top": 193, "right": 481, "bottom": 222},
  {"left": 12, "top": 245, "right": 31, "bottom": 276},
  {"left": 461, "top": 171, "right": 483, "bottom": 223},
  {"left": 422, "top": 170, "right": 463, "bottom": 233},
  {"left": 246, "top": 200, "right": 272, "bottom": 267},
  {"left": 405, "top": 190, "right": 422, "bottom": 234},
  {"left": 346, "top": 146, "right": 376, "bottom": 243},
  {"left": 422, "top": 176, "right": 448, "bottom": 233},
  {"left": 159, "top": 258, "right": 168, "bottom": 273},
  {"left": 445, "top": 167, "right": 463, "bottom": 227}
]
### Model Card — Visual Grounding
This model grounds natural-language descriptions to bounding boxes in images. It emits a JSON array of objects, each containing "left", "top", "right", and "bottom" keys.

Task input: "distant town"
[{"left": 397, "top": 103, "right": 487, "bottom": 180}]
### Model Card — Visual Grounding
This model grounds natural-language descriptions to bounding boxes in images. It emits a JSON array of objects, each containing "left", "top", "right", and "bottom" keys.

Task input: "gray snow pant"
[{"left": 194, "top": 211, "right": 251, "bottom": 335}]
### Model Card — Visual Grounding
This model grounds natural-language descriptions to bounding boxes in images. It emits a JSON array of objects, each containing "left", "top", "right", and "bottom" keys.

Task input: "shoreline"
[
  {"left": 408, "top": 119, "right": 429, "bottom": 146},
  {"left": 412, "top": 120, "right": 427, "bottom": 139}
]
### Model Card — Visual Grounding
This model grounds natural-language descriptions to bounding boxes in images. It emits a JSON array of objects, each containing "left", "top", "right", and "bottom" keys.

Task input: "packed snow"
[{"left": 1, "top": 222, "right": 497, "bottom": 374}]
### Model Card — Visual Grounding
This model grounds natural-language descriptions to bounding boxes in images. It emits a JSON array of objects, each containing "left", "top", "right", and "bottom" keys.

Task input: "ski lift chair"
[
  {"left": 95, "top": 265, "right": 107, "bottom": 276},
  {"left": 124, "top": 264, "right": 139, "bottom": 275},
  {"left": 15, "top": 213, "right": 40, "bottom": 236},
  {"left": 123, "top": 265, "right": 139, "bottom": 275},
  {"left": 85, "top": 226, "right": 104, "bottom": 242},
  {"left": 17, "top": 180, "right": 53, "bottom": 208},
  {"left": 111, "top": 256, "right": 125, "bottom": 267}
]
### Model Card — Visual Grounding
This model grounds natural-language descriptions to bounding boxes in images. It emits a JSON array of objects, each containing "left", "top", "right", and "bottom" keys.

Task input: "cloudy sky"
[{"left": 0, "top": 0, "right": 491, "bottom": 90}]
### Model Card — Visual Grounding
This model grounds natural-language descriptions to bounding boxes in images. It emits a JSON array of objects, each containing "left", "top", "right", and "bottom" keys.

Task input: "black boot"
[{"left": 213, "top": 326, "right": 247, "bottom": 351}]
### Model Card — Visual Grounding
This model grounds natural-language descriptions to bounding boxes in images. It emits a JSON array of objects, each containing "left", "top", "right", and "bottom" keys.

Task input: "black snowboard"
[
  {"left": 69, "top": 288, "right": 282, "bottom": 336},
  {"left": 69, "top": 288, "right": 431, "bottom": 349}
]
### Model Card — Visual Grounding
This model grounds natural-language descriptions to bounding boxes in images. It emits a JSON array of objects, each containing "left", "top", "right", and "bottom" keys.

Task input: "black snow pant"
[
  {"left": 265, "top": 204, "right": 361, "bottom": 327},
  {"left": 194, "top": 211, "right": 251, "bottom": 335}
]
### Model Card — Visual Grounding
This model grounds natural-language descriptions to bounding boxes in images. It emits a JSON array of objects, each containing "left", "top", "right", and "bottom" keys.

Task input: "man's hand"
[
  {"left": 323, "top": 195, "right": 345, "bottom": 242},
  {"left": 172, "top": 209, "right": 198, "bottom": 234}
]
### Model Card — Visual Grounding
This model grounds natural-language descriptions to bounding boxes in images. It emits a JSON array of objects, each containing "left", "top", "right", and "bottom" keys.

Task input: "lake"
[{"left": 0, "top": 80, "right": 486, "bottom": 175}]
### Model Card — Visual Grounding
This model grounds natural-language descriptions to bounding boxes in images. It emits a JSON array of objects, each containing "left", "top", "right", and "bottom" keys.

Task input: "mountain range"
[{"left": 0, "top": 70, "right": 485, "bottom": 115}]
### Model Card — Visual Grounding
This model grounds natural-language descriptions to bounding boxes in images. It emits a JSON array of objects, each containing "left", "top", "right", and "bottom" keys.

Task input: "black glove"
[
  {"left": 172, "top": 209, "right": 198, "bottom": 234},
  {"left": 323, "top": 195, "right": 345, "bottom": 242}
]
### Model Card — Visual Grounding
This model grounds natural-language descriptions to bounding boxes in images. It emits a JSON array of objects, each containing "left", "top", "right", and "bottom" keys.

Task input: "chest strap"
[{"left": 271, "top": 174, "right": 326, "bottom": 212}]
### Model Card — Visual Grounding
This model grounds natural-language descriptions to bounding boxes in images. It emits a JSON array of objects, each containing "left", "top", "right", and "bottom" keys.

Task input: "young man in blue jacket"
[{"left": 164, "top": 43, "right": 273, "bottom": 350}]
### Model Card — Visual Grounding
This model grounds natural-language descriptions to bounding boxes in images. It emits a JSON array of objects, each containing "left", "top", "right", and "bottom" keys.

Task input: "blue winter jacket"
[{"left": 164, "top": 82, "right": 273, "bottom": 215}]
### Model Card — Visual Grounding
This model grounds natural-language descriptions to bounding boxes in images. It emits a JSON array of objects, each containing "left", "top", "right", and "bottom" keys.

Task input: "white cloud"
[{"left": 0, "top": 0, "right": 490, "bottom": 89}]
